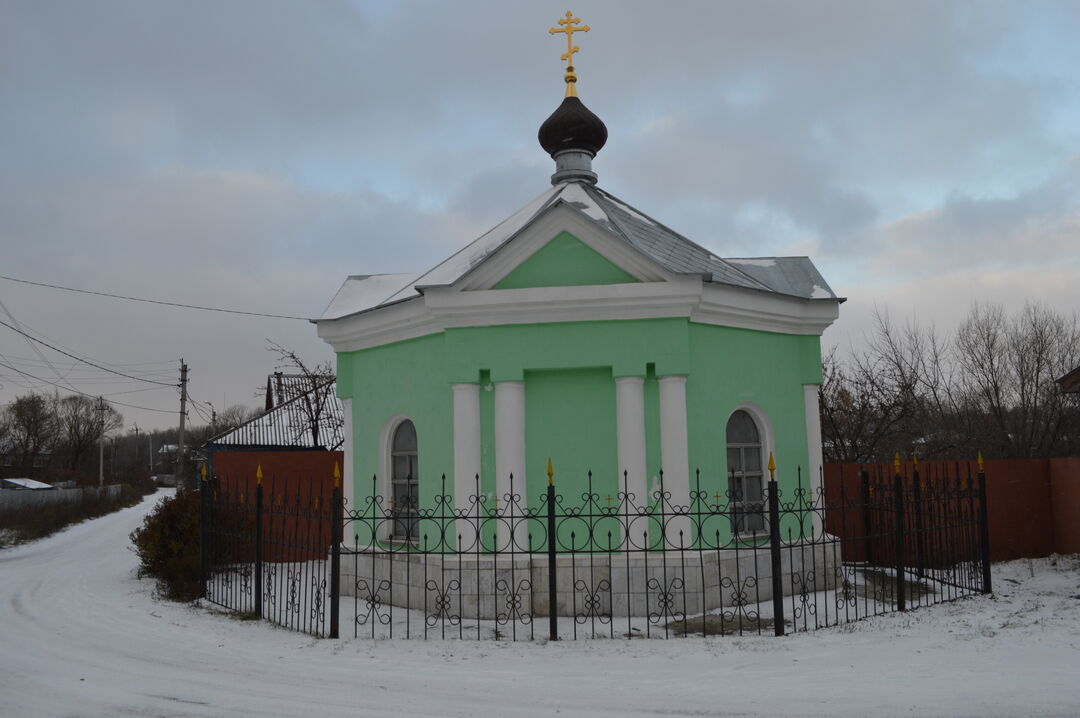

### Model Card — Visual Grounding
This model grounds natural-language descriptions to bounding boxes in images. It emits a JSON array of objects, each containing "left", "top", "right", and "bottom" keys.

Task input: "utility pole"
[
  {"left": 133, "top": 423, "right": 139, "bottom": 476},
  {"left": 98, "top": 396, "right": 105, "bottom": 487},
  {"left": 177, "top": 359, "right": 189, "bottom": 491}
]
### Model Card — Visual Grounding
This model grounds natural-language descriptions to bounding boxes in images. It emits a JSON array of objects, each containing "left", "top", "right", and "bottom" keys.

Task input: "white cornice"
[{"left": 317, "top": 273, "right": 840, "bottom": 352}]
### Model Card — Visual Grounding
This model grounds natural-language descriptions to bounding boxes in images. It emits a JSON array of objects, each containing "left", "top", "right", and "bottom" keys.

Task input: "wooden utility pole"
[
  {"left": 177, "top": 360, "right": 189, "bottom": 490},
  {"left": 98, "top": 396, "right": 105, "bottom": 487}
]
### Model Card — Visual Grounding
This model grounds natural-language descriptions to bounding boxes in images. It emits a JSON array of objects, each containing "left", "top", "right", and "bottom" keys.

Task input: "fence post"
[
  {"left": 330, "top": 463, "right": 342, "bottom": 639},
  {"left": 254, "top": 471, "right": 263, "bottom": 619},
  {"left": 767, "top": 470, "right": 785, "bottom": 636},
  {"left": 977, "top": 455, "right": 992, "bottom": 594},
  {"left": 860, "top": 470, "right": 873, "bottom": 566},
  {"left": 893, "top": 465, "right": 906, "bottom": 612},
  {"left": 913, "top": 459, "right": 925, "bottom": 579},
  {"left": 546, "top": 459, "right": 558, "bottom": 641},
  {"left": 199, "top": 468, "right": 210, "bottom": 596}
]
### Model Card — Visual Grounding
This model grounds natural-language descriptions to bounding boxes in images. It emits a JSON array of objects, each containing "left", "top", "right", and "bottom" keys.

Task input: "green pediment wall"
[{"left": 492, "top": 231, "right": 639, "bottom": 289}]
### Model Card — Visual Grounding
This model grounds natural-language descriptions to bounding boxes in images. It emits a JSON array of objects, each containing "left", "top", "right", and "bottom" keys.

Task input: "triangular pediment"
[
  {"left": 492, "top": 231, "right": 639, "bottom": 289},
  {"left": 454, "top": 201, "right": 673, "bottom": 291}
]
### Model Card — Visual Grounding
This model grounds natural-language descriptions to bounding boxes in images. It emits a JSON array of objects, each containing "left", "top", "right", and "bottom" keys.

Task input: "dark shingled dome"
[{"left": 538, "top": 96, "right": 608, "bottom": 157}]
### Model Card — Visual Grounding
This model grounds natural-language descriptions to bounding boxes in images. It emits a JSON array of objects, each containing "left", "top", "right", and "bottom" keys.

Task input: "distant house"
[
  {"left": 1, "top": 478, "right": 56, "bottom": 490},
  {"left": 1058, "top": 365, "right": 1080, "bottom": 394},
  {"left": 201, "top": 376, "right": 343, "bottom": 486}
]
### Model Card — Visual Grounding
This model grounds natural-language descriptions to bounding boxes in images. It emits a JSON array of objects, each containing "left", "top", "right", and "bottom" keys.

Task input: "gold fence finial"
[
  {"left": 913, "top": 453, "right": 919, "bottom": 469},
  {"left": 333, "top": 462, "right": 341, "bottom": 488},
  {"left": 547, "top": 457, "right": 554, "bottom": 486},
  {"left": 893, "top": 452, "right": 901, "bottom": 473},
  {"left": 767, "top": 452, "right": 776, "bottom": 480},
  {"left": 256, "top": 464, "right": 263, "bottom": 485},
  {"left": 548, "top": 10, "right": 590, "bottom": 97},
  {"left": 977, "top": 451, "right": 984, "bottom": 472},
  {"left": 200, "top": 464, "right": 207, "bottom": 481}
]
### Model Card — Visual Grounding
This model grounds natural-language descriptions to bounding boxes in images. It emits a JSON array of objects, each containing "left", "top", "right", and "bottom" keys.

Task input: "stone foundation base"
[{"left": 339, "top": 540, "right": 839, "bottom": 619}]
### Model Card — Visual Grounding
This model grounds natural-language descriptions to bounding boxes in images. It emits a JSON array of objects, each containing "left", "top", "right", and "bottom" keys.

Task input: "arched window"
[
  {"left": 726, "top": 410, "right": 764, "bottom": 534},
  {"left": 390, "top": 420, "right": 419, "bottom": 540}
]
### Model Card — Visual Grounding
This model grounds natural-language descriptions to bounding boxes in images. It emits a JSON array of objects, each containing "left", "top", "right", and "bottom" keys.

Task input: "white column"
[
  {"left": 658, "top": 375, "right": 691, "bottom": 548},
  {"left": 615, "top": 376, "right": 647, "bottom": 510},
  {"left": 494, "top": 381, "right": 526, "bottom": 550},
  {"left": 340, "top": 398, "right": 354, "bottom": 546},
  {"left": 804, "top": 384, "right": 825, "bottom": 533},
  {"left": 452, "top": 383, "right": 481, "bottom": 550}
]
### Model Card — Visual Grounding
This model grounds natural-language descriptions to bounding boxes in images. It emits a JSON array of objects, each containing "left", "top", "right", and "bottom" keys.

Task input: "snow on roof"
[
  {"left": 320, "top": 181, "right": 838, "bottom": 320},
  {"left": 2, "top": 478, "right": 55, "bottom": 490},
  {"left": 320, "top": 273, "right": 422, "bottom": 320}
]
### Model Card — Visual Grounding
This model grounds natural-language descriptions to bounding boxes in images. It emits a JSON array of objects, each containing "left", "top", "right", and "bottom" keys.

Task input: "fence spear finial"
[
  {"left": 893, "top": 452, "right": 901, "bottom": 474},
  {"left": 200, "top": 464, "right": 207, "bottom": 482},
  {"left": 333, "top": 462, "right": 341, "bottom": 488},
  {"left": 977, "top": 451, "right": 984, "bottom": 472},
  {"left": 547, "top": 457, "right": 554, "bottom": 486},
  {"left": 767, "top": 452, "right": 776, "bottom": 480},
  {"left": 913, "top": 453, "right": 919, "bottom": 470},
  {"left": 256, "top": 464, "right": 263, "bottom": 485}
]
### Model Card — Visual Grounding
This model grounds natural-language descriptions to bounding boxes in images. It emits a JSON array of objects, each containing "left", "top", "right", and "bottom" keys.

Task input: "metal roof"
[
  {"left": 2, "top": 478, "right": 55, "bottom": 490},
  {"left": 319, "top": 180, "right": 840, "bottom": 321},
  {"left": 204, "top": 377, "right": 343, "bottom": 450}
]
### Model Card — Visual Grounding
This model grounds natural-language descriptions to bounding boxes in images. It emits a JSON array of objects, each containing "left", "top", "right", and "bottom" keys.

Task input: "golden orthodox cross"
[{"left": 548, "top": 11, "right": 590, "bottom": 96}]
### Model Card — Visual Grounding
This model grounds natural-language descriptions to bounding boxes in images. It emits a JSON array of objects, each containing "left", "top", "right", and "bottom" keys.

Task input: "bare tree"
[
  {"left": 4, "top": 393, "right": 58, "bottom": 475},
  {"left": 955, "top": 301, "right": 1080, "bottom": 458},
  {"left": 266, "top": 341, "right": 340, "bottom": 448},
  {"left": 823, "top": 301, "right": 1080, "bottom": 462},
  {"left": 55, "top": 395, "right": 123, "bottom": 476}
]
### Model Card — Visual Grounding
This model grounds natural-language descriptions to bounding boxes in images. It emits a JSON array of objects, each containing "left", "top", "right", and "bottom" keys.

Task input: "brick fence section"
[{"left": 825, "top": 458, "right": 1080, "bottom": 560}]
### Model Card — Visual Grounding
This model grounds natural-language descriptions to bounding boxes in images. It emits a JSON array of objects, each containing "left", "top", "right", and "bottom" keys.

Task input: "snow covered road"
[{"left": 1, "top": 490, "right": 1078, "bottom": 717}]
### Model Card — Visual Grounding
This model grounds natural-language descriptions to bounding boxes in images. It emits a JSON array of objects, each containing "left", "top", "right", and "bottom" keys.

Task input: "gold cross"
[
  {"left": 605, "top": 495, "right": 614, "bottom": 507},
  {"left": 548, "top": 11, "right": 590, "bottom": 97},
  {"left": 714, "top": 493, "right": 724, "bottom": 505}
]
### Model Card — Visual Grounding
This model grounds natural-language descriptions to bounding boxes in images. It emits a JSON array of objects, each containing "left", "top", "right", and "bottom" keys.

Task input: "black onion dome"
[{"left": 538, "top": 96, "right": 608, "bottom": 157}]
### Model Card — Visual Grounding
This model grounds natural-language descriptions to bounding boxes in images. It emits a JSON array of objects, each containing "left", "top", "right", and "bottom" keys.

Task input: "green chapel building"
[{"left": 316, "top": 41, "right": 840, "bottom": 554}]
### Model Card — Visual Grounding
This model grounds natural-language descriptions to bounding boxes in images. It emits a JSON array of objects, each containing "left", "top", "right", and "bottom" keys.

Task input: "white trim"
[
  {"left": 377, "top": 414, "right": 413, "bottom": 541},
  {"left": 341, "top": 397, "right": 354, "bottom": 536},
  {"left": 728, "top": 402, "right": 777, "bottom": 479},
  {"left": 452, "top": 383, "right": 481, "bottom": 549},
  {"left": 803, "top": 384, "right": 825, "bottom": 533},
  {"left": 457, "top": 204, "right": 673, "bottom": 290},
  {"left": 316, "top": 274, "right": 840, "bottom": 353},
  {"left": 493, "top": 381, "right": 527, "bottom": 550},
  {"left": 614, "top": 376, "right": 647, "bottom": 508},
  {"left": 658, "top": 375, "right": 691, "bottom": 547}
]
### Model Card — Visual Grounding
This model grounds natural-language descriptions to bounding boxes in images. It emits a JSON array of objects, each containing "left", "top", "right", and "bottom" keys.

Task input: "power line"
[
  {"left": 0, "top": 317, "right": 177, "bottom": 387},
  {"left": 0, "top": 274, "right": 311, "bottom": 321},
  {"left": 0, "top": 359, "right": 179, "bottom": 414}
]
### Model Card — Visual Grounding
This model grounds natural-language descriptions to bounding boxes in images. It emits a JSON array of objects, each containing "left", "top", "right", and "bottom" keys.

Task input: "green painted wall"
[
  {"left": 524, "top": 367, "right": 618, "bottom": 503},
  {"left": 492, "top": 231, "right": 638, "bottom": 289},
  {"left": 336, "top": 317, "right": 823, "bottom": 546}
]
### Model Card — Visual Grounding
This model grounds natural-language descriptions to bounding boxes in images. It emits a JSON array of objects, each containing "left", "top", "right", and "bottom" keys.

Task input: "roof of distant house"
[
  {"left": 2, "top": 478, "right": 55, "bottom": 490},
  {"left": 204, "top": 378, "right": 343, "bottom": 450},
  {"left": 1058, "top": 365, "right": 1080, "bottom": 394}
]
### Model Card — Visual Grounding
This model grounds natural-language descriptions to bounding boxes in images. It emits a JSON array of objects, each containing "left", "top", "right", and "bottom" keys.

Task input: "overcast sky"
[{"left": 2, "top": 0, "right": 1078, "bottom": 432}]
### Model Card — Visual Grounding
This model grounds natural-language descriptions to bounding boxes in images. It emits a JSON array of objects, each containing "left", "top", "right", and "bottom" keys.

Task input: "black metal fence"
[{"left": 200, "top": 463, "right": 990, "bottom": 640}]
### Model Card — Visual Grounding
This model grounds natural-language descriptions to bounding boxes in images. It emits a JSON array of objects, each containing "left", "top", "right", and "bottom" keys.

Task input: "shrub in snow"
[{"left": 130, "top": 490, "right": 202, "bottom": 601}]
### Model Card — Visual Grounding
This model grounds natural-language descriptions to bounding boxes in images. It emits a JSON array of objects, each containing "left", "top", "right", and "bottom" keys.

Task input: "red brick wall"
[
  {"left": 825, "top": 458, "right": 1080, "bottom": 560},
  {"left": 1050, "top": 457, "right": 1080, "bottom": 554}
]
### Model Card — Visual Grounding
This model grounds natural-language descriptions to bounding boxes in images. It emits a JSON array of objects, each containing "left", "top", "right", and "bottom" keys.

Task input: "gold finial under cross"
[{"left": 548, "top": 10, "right": 590, "bottom": 98}]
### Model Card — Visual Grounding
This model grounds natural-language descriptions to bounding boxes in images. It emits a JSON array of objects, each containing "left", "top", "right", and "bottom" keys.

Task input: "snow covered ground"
[{"left": 2, "top": 491, "right": 1078, "bottom": 718}]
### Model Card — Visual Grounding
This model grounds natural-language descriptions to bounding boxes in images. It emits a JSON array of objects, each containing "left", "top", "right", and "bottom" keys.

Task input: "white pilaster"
[
  {"left": 658, "top": 375, "right": 691, "bottom": 547},
  {"left": 494, "top": 381, "right": 527, "bottom": 550},
  {"left": 614, "top": 376, "right": 647, "bottom": 510},
  {"left": 452, "top": 383, "right": 481, "bottom": 550},
  {"left": 803, "top": 384, "right": 825, "bottom": 533},
  {"left": 340, "top": 398, "right": 354, "bottom": 546}
]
